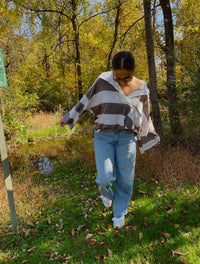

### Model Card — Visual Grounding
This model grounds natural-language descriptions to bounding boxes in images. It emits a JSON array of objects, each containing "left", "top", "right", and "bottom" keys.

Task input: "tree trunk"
[
  {"left": 143, "top": 0, "right": 164, "bottom": 145},
  {"left": 43, "top": 49, "right": 50, "bottom": 78},
  {"left": 160, "top": 0, "right": 182, "bottom": 139},
  {"left": 106, "top": 0, "right": 122, "bottom": 71},
  {"left": 71, "top": 0, "right": 83, "bottom": 100}
]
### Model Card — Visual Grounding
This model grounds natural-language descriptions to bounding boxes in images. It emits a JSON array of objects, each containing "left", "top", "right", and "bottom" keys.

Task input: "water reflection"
[{"left": 38, "top": 156, "right": 53, "bottom": 175}]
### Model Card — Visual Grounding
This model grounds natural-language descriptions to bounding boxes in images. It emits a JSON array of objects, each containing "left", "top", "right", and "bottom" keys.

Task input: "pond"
[{"left": 11, "top": 137, "right": 68, "bottom": 176}]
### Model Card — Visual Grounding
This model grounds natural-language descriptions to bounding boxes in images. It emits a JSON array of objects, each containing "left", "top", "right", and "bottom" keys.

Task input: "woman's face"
[{"left": 113, "top": 69, "right": 135, "bottom": 84}]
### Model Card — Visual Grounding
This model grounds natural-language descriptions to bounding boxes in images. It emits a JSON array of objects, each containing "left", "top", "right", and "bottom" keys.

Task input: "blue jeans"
[{"left": 93, "top": 129, "right": 136, "bottom": 218}]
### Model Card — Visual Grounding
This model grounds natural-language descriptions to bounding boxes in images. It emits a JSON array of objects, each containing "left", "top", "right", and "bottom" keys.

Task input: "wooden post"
[{"left": 0, "top": 50, "right": 18, "bottom": 232}]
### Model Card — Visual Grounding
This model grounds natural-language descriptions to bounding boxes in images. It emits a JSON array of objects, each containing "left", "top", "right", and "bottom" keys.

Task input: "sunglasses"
[{"left": 113, "top": 75, "right": 133, "bottom": 82}]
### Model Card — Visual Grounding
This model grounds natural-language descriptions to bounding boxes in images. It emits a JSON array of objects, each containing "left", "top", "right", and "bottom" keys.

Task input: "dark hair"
[{"left": 112, "top": 51, "right": 135, "bottom": 71}]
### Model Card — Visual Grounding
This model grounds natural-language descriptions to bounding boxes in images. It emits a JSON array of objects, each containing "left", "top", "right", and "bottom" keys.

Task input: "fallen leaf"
[
  {"left": 23, "top": 229, "right": 30, "bottom": 237},
  {"left": 27, "top": 221, "right": 35, "bottom": 227},
  {"left": 59, "top": 222, "right": 64, "bottom": 228},
  {"left": 94, "top": 254, "right": 100, "bottom": 259},
  {"left": 183, "top": 232, "right": 191, "bottom": 237},
  {"left": 157, "top": 231, "right": 165, "bottom": 237},
  {"left": 27, "top": 246, "right": 36, "bottom": 253},
  {"left": 108, "top": 248, "right": 113, "bottom": 257},
  {"left": 165, "top": 232, "right": 171, "bottom": 238},
  {"left": 125, "top": 226, "right": 134, "bottom": 230},
  {"left": 88, "top": 208, "right": 93, "bottom": 213},
  {"left": 71, "top": 229, "right": 75, "bottom": 236},
  {"left": 83, "top": 229, "right": 90, "bottom": 235},
  {"left": 101, "top": 255, "right": 106, "bottom": 262},
  {"left": 108, "top": 225, "right": 113, "bottom": 232},
  {"left": 85, "top": 239, "right": 96, "bottom": 246},
  {"left": 95, "top": 241, "right": 105, "bottom": 248},
  {"left": 86, "top": 233, "right": 93, "bottom": 239},
  {"left": 143, "top": 215, "right": 148, "bottom": 222},
  {"left": 96, "top": 231, "right": 105, "bottom": 236},
  {"left": 185, "top": 189, "right": 190, "bottom": 195},
  {"left": 139, "top": 190, "right": 147, "bottom": 194},
  {"left": 114, "top": 230, "right": 124, "bottom": 238},
  {"left": 65, "top": 255, "right": 72, "bottom": 262},
  {"left": 167, "top": 208, "right": 174, "bottom": 214},
  {"left": 77, "top": 224, "right": 86, "bottom": 231},
  {"left": 44, "top": 251, "right": 53, "bottom": 257},
  {"left": 149, "top": 244, "right": 153, "bottom": 251},
  {"left": 114, "top": 230, "right": 119, "bottom": 236},
  {"left": 22, "top": 259, "right": 29, "bottom": 263},
  {"left": 171, "top": 249, "right": 189, "bottom": 256}
]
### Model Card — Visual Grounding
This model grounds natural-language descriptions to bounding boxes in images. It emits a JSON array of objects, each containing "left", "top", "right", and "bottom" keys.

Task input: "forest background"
[
  {"left": 0, "top": 1, "right": 200, "bottom": 263},
  {"left": 0, "top": 0, "right": 200, "bottom": 150}
]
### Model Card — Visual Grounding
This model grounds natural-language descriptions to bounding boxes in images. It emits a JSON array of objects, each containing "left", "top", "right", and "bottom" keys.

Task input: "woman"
[{"left": 60, "top": 51, "right": 160, "bottom": 228}]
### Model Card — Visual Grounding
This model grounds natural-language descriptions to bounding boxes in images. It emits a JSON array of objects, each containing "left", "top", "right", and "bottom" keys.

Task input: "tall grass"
[{"left": 136, "top": 146, "right": 200, "bottom": 188}]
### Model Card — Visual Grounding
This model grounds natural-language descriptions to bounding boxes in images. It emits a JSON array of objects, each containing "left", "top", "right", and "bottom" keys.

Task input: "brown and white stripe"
[{"left": 63, "top": 71, "right": 160, "bottom": 153}]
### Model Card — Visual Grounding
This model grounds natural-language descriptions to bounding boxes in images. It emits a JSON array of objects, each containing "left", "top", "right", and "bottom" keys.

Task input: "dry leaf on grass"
[
  {"left": 108, "top": 248, "right": 113, "bottom": 257},
  {"left": 85, "top": 239, "right": 96, "bottom": 246},
  {"left": 27, "top": 221, "right": 35, "bottom": 227},
  {"left": 86, "top": 233, "right": 93, "bottom": 239},
  {"left": 22, "top": 259, "right": 29, "bottom": 263},
  {"left": 71, "top": 229, "right": 75, "bottom": 236},
  {"left": 171, "top": 249, "right": 189, "bottom": 256},
  {"left": 27, "top": 246, "right": 36, "bottom": 253}
]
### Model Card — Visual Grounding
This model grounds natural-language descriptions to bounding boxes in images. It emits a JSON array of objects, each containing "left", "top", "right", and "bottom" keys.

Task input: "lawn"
[{"left": 0, "top": 115, "right": 200, "bottom": 264}]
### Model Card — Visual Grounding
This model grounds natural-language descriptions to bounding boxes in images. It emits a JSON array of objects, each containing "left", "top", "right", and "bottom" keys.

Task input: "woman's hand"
[{"left": 60, "top": 118, "right": 65, "bottom": 127}]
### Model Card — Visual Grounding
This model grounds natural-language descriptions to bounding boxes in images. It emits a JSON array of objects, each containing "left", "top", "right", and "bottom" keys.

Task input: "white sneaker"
[
  {"left": 100, "top": 195, "right": 112, "bottom": 208},
  {"left": 112, "top": 216, "right": 125, "bottom": 229}
]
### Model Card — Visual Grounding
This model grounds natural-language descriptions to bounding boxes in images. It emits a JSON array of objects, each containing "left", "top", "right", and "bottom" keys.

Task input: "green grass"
[
  {"left": 14, "top": 112, "right": 88, "bottom": 145},
  {"left": 0, "top": 133, "right": 200, "bottom": 264}
]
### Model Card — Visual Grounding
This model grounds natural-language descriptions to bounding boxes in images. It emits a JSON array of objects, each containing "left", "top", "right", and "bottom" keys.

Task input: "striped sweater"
[{"left": 63, "top": 71, "right": 160, "bottom": 154}]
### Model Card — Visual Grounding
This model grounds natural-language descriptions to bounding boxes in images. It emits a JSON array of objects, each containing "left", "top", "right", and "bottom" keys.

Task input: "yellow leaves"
[{"left": 185, "top": 25, "right": 199, "bottom": 33}]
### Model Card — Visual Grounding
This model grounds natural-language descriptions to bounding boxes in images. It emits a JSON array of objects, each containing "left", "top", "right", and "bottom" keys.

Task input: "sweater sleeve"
[
  {"left": 63, "top": 79, "right": 98, "bottom": 129},
  {"left": 138, "top": 96, "right": 160, "bottom": 154}
]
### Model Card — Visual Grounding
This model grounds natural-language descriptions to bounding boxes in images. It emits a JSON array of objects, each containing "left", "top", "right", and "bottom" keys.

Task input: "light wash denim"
[{"left": 93, "top": 129, "right": 136, "bottom": 218}]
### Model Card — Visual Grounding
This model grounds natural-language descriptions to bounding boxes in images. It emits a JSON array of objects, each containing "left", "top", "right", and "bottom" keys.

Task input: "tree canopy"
[{"left": 0, "top": 0, "right": 199, "bottom": 145}]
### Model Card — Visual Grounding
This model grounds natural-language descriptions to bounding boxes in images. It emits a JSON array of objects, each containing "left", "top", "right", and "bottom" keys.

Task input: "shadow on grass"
[{"left": 0, "top": 158, "right": 199, "bottom": 264}]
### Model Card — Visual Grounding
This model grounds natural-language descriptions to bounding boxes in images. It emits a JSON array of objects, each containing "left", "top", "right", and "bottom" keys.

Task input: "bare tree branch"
[
  {"left": 11, "top": 0, "right": 72, "bottom": 20},
  {"left": 118, "top": 4, "right": 161, "bottom": 44},
  {"left": 79, "top": 6, "right": 119, "bottom": 27}
]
